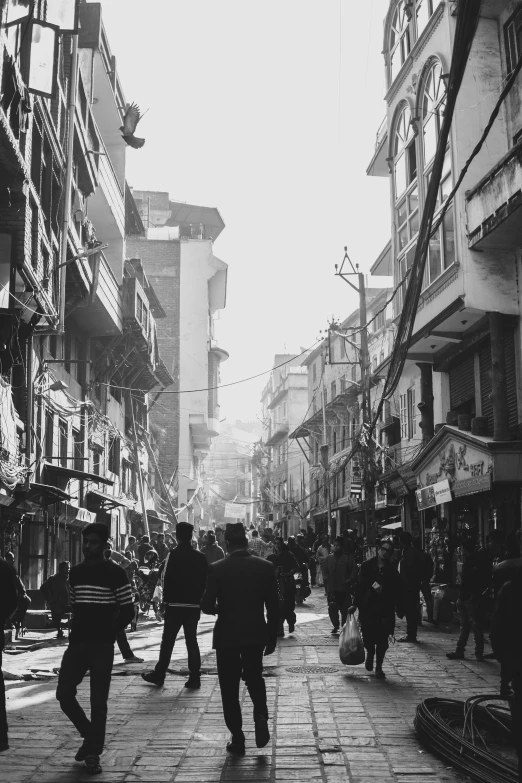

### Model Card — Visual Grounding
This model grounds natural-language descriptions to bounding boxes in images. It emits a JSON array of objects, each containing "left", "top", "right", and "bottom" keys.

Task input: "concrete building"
[
  {"left": 127, "top": 191, "right": 229, "bottom": 525},
  {"left": 367, "top": 0, "right": 522, "bottom": 548},
  {"left": 260, "top": 356, "right": 309, "bottom": 537}
]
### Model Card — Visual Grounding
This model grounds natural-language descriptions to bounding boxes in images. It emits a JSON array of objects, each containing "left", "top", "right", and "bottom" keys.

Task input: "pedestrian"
[
  {"left": 493, "top": 530, "right": 522, "bottom": 595},
  {"left": 201, "top": 523, "right": 279, "bottom": 755},
  {"left": 261, "top": 530, "right": 274, "bottom": 559},
  {"left": 40, "top": 561, "right": 70, "bottom": 638},
  {"left": 299, "top": 537, "right": 316, "bottom": 586},
  {"left": 397, "top": 532, "right": 425, "bottom": 643},
  {"left": 56, "top": 523, "right": 135, "bottom": 774},
  {"left": 267, "top": 537, "right": 299, "bottom": 637},
  {"left": 0, "top": 556, "right": 18, "bottom": 752},
  {"left": 141, "top": 521, "right": 208, "bottom": 689},
  {"left": 248, "top": 529, "right": 266, "bottom": 557},
  {"left": 306, "top": 526, "right": 316, "bottom": 549},
  {"left": 288, "top": 536, "right": 309, "bottom": 588},
  {"left": 154, "top": 533, "right": 170, "bottom": 563},
  {"left": 326, "top": 537, "right": 358, "bottom": 634},
  {"left": 137, "top": 535, "right": 153, "bottom": 566},
  {"left": 104, "top": 545, "right": 143, "bottom": 663},
  {"left": 348, "top": 539, "right": 404, "bottom": 679},
  {"left": 215, "top": 525, "right": 226, "bottom": 551},
  {"left": 201, "top": 531, "right": 225, "bottom": 564},
  {"left": 127, "top": 535, "right": 138, "bottom": 557},
  {"left": 316, "top": 535, "right": 331, "bottom": 595},
  {"left": 446, "top": 536, "right": 492, "bottom": 662}
]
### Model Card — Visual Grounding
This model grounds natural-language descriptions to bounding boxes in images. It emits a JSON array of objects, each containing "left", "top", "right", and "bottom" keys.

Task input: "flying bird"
[{"left": 119, "top": 103, "right": 145, "bottom": 149}]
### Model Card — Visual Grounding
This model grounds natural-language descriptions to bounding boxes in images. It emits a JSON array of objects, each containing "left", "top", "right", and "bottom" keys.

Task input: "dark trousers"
[
  {"left": 404, "top": 589, "right": 419, "bottom": 639},
  {"left": 116, "top": 629, "right": 133, "bottom": 659},
  {"left": 216, "top": 645, "right": 267, "bottom": 741},
  {"left": 279, "top": 595, "right": 296, "bottom": 633},
  {"left": 56, "top": 642, "right": 114, "bottom": 756},
  {"left": 328, "top": 591, "right": 349, "bottom": 630},
  {"left": 155, "top": 606, "right": 201, "bottom": 679},
  {"left": 0, "top": 648, "right": 6, "bottom": 742},
  {"left": 456, "top": 597, "right": 486, "bottom": 655},
  {"left": 360, "top": 619, "right": 390, "bottom": 668}
]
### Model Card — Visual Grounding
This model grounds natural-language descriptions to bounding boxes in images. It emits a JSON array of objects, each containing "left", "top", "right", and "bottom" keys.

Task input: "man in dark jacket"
[
  {"left": 201, "top": 531, "right": 225, "bottom": 564},
  {"left": 40, "top": 561, "right": 70, "bottom": 638},
  {"left": 491, "top": 568, "right": 522, "bottom": 780},
  {"left": 201, "top": 523, "right": 279, "bottom": 755},
  {"left": 447, "top": 537, "right": 492, "bottom": 661},
  {"left": 398, "top": 532, "right": 425, "bottom": 643},
  {"left": 348, "top": 540, "right": 404, "bottom": 678},
  {"left": 142, "top": 522, "right": 208, "bottom": 689},
  {"left": 137, "top": 535, "right": 153, "bottom": 566},
  {"left": 326, "top": 537, "right": 358, "bottom": 633},
  {"left": 1, "top": 557, "right": 18, "bottom": 751},
  {"left": 267, "top": 538, "right": 300, "bottom": 636}
]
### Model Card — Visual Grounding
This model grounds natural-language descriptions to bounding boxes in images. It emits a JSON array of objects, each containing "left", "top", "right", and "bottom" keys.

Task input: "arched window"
[
  {"left": 393, "top": 105, "right": 419, "bottom": 310},
  {"left": 390, "top": 1, "right": 412, "bottom": 83},
  {"left": 416, "top": 0, "right": 435, "bottom": 39},
  {"left": 421, "top": 62, "right": 455, "bottom": 287}
]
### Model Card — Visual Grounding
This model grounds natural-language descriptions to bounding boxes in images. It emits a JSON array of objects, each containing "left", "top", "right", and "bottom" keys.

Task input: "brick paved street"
[{"left": 1, "top": 590, "right": 502, "bottom": 783}]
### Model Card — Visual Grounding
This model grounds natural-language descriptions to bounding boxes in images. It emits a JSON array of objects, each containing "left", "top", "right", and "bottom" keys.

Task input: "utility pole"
[
  {"left": 321, "top": 377, "right": 334, "bottom": 539},
  {"left": 335, "top": 248, "right": 375, "bottom": 543},
  {"left": 129, "top": 392, "right": 149, "bottom": 537}
]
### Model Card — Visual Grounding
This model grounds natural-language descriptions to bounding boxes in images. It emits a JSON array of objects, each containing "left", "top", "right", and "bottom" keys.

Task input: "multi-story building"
[
  {"left": 260, "top": 356, "right": 309, "bottom": 537},
  {"left": 368, "top": 0, "right": 522, "bottom": 548},
  {"left": 291, "top": 286, "right": 394, "bottom": 539},
  {"left": 127, "top": 191, "right": 229, "bottom": 528},
  {"left": 0, "top": 1, "right": 173, "bottom": 599}
]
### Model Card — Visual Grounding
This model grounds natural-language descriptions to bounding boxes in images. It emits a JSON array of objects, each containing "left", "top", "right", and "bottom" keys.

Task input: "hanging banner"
[
  {"left": 416, "top": 479, "right": 452, "bottom": 511},
  {"left": 224, "top": 503, "right": 246, "bottom": 520}
]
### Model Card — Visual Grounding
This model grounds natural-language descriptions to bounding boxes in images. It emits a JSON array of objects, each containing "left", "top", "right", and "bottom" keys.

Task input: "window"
[
  {"left": 108, "top": 435, "right": 120, "bottom": 475},
  {"left": 73, "top": 429, "right": 83, "bottom": 471},
  {"left": 333, "top": 429, "right": 337, "bottom": 454},
  {"left": 282, "top": 401, "right": 287, "bottom": 419},
  {"left": 416, "top": 0, "right": 434, "bottom": 38},
  {"left": 372, "top": 308, "right": 386, "bottom": 332},
  {"left": 59, "top": 419, "right": 68, "bottom": 467},
  {"left": 407, "top": 387, "right": 417, "bottom": 438},
  {"left": 340, "top": 377, "right": 346, "bottom": 393},
  {"left": 421, "top": 64, "right": 455, "bottom": 287},
  {"left": 390, "top": 1, "right": 412, "bottom": 83},
  {"left": 394, "top": 106, "right": 417, "bottom": 200},
  {"left": 351, "top": 364, "right": 357, "bottom": 382},
  {"left": 372, "top": 356, "right": 378, "bottom": 371},
  {"left": 400, "top": 393, "right": 408, "bottom": 439},
  {"left": 331, "top": 380, "right": 337, "bottom": 400},
  {"left": 505, "top": 6, "right": 522, "bottom": 75},
  {"left": 393, "top": 105, "right": 419, "bottom": 314},
  {"left": 380, "top": 350, "right": 385, "bottom": 365},
  {"left": 45, "top": 410, "right": 54, "bottom": 460}
]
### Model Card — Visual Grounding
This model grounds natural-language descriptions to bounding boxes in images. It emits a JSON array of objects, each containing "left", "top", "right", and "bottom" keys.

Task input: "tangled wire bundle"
[{"left": 414, "top": 696, "right": 518, "bottom": 783}]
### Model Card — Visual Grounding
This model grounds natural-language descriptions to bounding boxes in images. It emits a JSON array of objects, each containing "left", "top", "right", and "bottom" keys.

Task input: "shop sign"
[
  {"left": 397, "top": 463, "right": 416, "bottom": 486},
  {"left": 418, "top": 440, "right": 493, "bottom": 491},
  {"left": 416, "top": 479, "right": 452, "bottom": 510},
  {"left": 388, "top": 476, "right": 409, "bottom": 497},
  {"left": 224, "top": 502, "right": 246, "bottom": 520},
  {"left": 453, "top": 473, "right": 492, "bottom": 497}
]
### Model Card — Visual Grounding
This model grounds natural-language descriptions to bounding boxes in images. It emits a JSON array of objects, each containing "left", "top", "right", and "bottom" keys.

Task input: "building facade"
[
  {"left": 368, "top": 0, "right": 522, "bottom": 552},
  {"left": 127, "top": 191, "right": 229, "bottom": 528}
]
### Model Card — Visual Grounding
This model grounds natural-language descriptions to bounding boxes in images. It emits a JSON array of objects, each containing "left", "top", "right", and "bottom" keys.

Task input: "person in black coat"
[
  {"left": 1, "top": 557, "right": 18, "bottom": 751},
  {"left": 348, "top": 540, "right": 404, "bottom": 679},
  {"left": 141, "top": 522, "right": 208, "bottom": 689},
  {"left": 201, "top": 523, "right": 279, "bottom": 756}
]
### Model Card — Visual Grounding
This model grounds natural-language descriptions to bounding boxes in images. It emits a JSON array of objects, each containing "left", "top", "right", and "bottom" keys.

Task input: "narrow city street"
[{"left": 2, "top": 590, "right": 501, "bottom": 783}]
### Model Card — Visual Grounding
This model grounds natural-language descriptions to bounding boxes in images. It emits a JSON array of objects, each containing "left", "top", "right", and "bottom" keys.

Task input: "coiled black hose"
[{"left": 414, "top": 696, "right": 518, "bottom": 783}]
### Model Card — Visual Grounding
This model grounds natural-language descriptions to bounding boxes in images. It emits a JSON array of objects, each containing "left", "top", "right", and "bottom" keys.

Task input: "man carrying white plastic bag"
[{"left": 343, "top": 540, "right": 404, "bottom": 678}]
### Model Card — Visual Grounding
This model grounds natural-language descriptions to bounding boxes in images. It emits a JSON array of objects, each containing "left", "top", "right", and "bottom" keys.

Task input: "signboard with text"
[
  {"left": 415, "top": 479, "right": 452, "bottom": 511},
  {"left": 224, "top": 503, "right": 247, "bottom": 520}
]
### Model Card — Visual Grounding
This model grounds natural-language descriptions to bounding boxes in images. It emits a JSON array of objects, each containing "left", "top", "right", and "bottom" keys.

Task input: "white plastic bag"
[
  {"left": 152, "top": 584, "right": 163, "bottom": 603},
  {"left": 339, "top": 614, "right": 365, "bottom": 666}
]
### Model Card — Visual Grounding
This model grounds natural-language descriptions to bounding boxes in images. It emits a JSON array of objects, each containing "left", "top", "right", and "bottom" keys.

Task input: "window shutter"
[
  {"left": 449, "top": 353, "right": 475, "bottom": 409},
  {"left": 479, "top": 332, "right": 518, "bottom": 435}
]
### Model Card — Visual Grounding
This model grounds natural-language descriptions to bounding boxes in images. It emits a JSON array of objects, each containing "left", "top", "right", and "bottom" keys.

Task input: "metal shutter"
[
  {"left": 479, "top": 340, "right": 493, "bottom": 433},
  {"left": 479, "top": 332, "right": 518, "bottom": 434},
  {"left": 449, "top": 354, "right": 475, "bottom": 409}
]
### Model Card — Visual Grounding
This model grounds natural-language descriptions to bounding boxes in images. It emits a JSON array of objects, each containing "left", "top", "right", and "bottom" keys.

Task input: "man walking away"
[
  {"left": 0, "top": 557, "right": 18, "bottom": 751},
  {"left": 249, "top": 529, "right": 266, "bottom": 558},
  {"left": 397, "top": 532, "right": 425, "bottom": 643},
  {"left": 103, "top": 546, "right": 143, "bottom": 664},
  {"left": 40, "top": 561, "right": 70, "bottom": 638},
  {"left": 201, "top": 523, "right": 279, "bottom": 755},
  {"left": 155, "top": 533, "right": 170, "bottom": 563},
  {"left": 56, "top": 523, "right": 134, "bottom": 774},
  {"left": 201, "top": 531, "right": 225, "bottom": 564},
  {"left": 348, "top": 540, "right": 404, "bottom": 679},
  {"left": 446, "top": 536, "right": 492, "bottom": 662},
  {"left": 142, "top": 522, "right": 208, "bottom": 689},
  {"left": 137, "top": 535, "right": 153, "bottom": 566},
  {"left": 267, "top": 538, "right": 299, "bottom": 637},
  {"left": 491, "top": 567, "right": 522, "bottom": 781},
  {"left": 316, "top": 536, "right": 331, "bottom": 595},
  {"left": 326, "top": 537, "right": 358, "bottom": 633}
]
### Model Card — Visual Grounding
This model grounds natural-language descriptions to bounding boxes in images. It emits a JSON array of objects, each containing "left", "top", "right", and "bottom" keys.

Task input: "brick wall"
[{"left": 127, "top": 237, "right": 181, "bottom": 488}]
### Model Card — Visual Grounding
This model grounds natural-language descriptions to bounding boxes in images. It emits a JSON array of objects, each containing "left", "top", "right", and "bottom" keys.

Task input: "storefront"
[{"left": 411, "top": 425, "right": 522, "bottom": 582}]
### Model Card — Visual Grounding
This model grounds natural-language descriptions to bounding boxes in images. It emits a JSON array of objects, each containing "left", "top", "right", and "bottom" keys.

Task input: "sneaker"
[
  {"left": 365, "top": 652, "right": 374, "bottom": 672},
  {"left": 75, "top": 744, "right": 89, "bottom": 762},
  {"left": 184, "top": 677, "right": 201, "bottom": 690},
  {"left": 330, "top": 627, "right": 339, "bottom": 635},
  {"left": 375, "top": 668, "right": 386, "bottom": 679},
  {"left": 226, "top": 738, "right": 245, "bottom": 755},
  {"left": 446, "top": 651, "right": 465, "bottom": 660},
  {"left": 254, "top": 714, "right": 270, "bottom": 748},
  {"left": 397, "top": 636, "right": 417, "bottom": 643},
  {"left": 141, "top": 671, "right": 164, "bottom": 686},
  {"left": 84, "top": 754, "right": 102, "bottom": 774},
  {"left": 124, "top": 655, "right": 144, "bottom": 663}
]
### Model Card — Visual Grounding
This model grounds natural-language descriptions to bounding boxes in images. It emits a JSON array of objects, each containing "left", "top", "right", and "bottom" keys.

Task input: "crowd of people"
[{"left": 0, "top": 521, "right": 521, "bottom": 777}]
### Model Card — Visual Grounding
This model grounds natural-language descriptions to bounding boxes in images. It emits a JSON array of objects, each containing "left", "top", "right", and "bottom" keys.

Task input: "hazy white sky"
[{"left": 99, "top": 0, "right": 391, "bottom": 421}]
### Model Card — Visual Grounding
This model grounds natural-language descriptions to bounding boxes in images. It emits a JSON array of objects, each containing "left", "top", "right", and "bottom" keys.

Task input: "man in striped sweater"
[{"left": 56, "top": 523, "right": 134, "bottom": 775}]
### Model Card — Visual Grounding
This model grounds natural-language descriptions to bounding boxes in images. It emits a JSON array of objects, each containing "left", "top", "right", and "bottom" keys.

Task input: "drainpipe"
[{"left": 58, "top": 32, "right": 79, "bottom": 333}]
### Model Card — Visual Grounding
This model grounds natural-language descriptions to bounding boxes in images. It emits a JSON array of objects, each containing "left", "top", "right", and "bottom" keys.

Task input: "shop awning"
[
  {"left": 44, "top": 463, "right": 114, "bottom": 489},
  {"left": 86, "top": 489, "right": 136, "bottom": 510},
  {"left": 13, "top": 482, "right": 75, "bottom": 509},
  {"left": 380, "top": 521, "right": 402, "bottom": 530}
]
